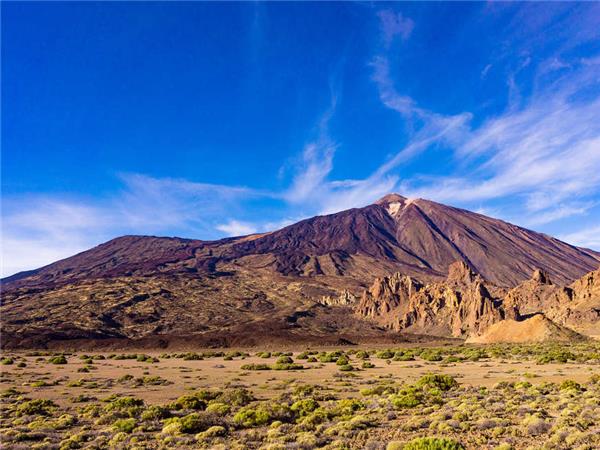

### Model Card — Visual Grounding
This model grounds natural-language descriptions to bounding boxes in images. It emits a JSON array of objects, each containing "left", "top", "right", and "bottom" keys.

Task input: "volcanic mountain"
[{"left": 2, "top": 194, "right": 599, "bottom": 348}]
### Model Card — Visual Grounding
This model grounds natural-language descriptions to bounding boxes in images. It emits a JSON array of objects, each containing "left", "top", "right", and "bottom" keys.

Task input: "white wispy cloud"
[
  {"left": 1, "top": 199, "right": 111, "bottom": 277},
  {"left": 367, "top": 6, "right": 600, "bottom": 233},
  {"left": 116, "top": 173, "right": 255, "bottom": 234},
  {"left": 560, "top": 225, "right": 600, "bottom": 251},
  {"left": 1, "top": 175, "right": 257, "bottom": 276},
  {"left": 216, "top": 220, "right": 258, "bottom": 237},
  {"left": 377, "top": 10, "right": 414, "bottom": 47}
]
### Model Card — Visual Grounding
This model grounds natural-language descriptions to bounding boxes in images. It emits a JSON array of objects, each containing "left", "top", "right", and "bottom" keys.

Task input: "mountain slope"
[{"left": 6, "top": 194, "right": 599, "bottom": 290}]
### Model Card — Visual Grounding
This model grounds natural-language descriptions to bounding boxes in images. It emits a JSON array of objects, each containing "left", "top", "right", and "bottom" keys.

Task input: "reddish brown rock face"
[
  {"left": 356, "top": 263, "right": 600, "bottom": 341},
  {"left": 355, "top": 261, "right": 504, "bottom": 338}
]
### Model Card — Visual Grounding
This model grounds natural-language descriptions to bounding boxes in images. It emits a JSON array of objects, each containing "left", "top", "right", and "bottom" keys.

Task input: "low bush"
[
  {"left": 398, "top": 437, "right": 465, "bottom": 450},
  {"left": 273, "top": 362, "right": 304, "bottom": 370},
  {"left": 233, "top": 402, "right": 293, "bottom": 427},
  {"left": 416, "top": 374, "right": 458, "bottom": 391},
  {"left": 241, "top": 363, "right": 271, "bottom": 370},
  {"left": 420, "top": 350, "right": 443, "bottom": 362},
  {"left": 16, "top": 399, "right": 58, "bottom": 416},
  {"left": 112, "top": 418, "right": 136, "bottom": 433},
  {"left": 389, "top": 387, "right": 424, "bottom": 409},
  {"left": 171, "top": 394, "right": 207, "bottom": 411},
  {"left": 48, "top": 355, "right": 68, "bottom": 364},
  {"left": 140, "top": 405, "right": 171, "bottom": 421},
  {"left": 376, "top": 349, "right": 395, "bottom": 359}
]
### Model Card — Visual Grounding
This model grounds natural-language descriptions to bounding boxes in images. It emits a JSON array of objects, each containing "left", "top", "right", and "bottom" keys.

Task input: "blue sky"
[{"left": 2, "top": 2, "right": 600, "bottom": 276}]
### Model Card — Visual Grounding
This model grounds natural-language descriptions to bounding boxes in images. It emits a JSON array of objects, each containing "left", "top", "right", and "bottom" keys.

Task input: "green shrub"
[
  {"left": 195, "top": 389, "right": 222, "bottom": 402},
  {"left": 376, "top": 349, "right": 395, "bottom": 359},
  {"left": 171, "top": 394, "right": 207, "bottom": 411},
  {"left": 400, "top": 437, "right": 465, "bottom": 450},
  {"left": 1, "top": 357, "right": 14, "bottom": 365},
  {"left": 338, "top": 364, "right": 355, "bottom": 372},
  {"left": 319, "top": 351, "right": 343, "bottom": 363},
  {"left": 355, "top": 350, "right": 370, "bottom": 360},
  {"left": 233, "top": 406, "right": 271, "bottom": 427},
  {"left": 140, "top": 405, "right": 171, "bottom": 421},
  {"left": 536, "top": 350, "right": 575, "bottom": 364},
  {"left": 420, "top": 350, "right": 443, "bottom": 362},
  {"left": 272, "top": 362, "right": 304, "bottom": 370},
  {"left": 233, "top": 402, "right": 293, "bottom": 427},
  {"left": 389, "top": 387, "right": 424, "bottom": 409},
  {"left": 332, "top": 398, "right": 365, "bottom": 418},
  {"left": 362, "top": 361, "right": 375, "bottom": 369},
  {"left": 393, "top": 351, "right": 415, "bottom": 361},
  {"left": 48, "top": 355, "right": 68, "bottom": 364},
  {"left": 196, "top": 425, "right": 227, "bottom": 440},
  {"left": 180, "top": 412, "right": 221, "bottom": 433},
  {"left": 216, "top": 388, "right": 254, "bottom": 406},
  {"left": 416, "top": 374, "right": 458, "bottom": 391},
  {"left": 443, "top": 356, "right": 462, "bottom": 364},
  {"left": 206, "top": 402, "right": 230, "bottom": 415},
  {"left": 336, "top": 356, "right": 349, "bottom": 365},
  {"left": 241, "top": 363, "right": 271, "bottom": 370},
  {"left": 135, "top": 375, "right": 170, "bottom": 386},
  {"left": 291, "top": 398, "right": 319, "bottom": 417},
  {"left": 276, "top": 355, "right": 294, "bottom": 364},
  {"left": 103, "top": 396, "right": 144, "bottom": 419},
  {"left": 559, "top": 380, "right": 582, "bottom": 391},
  {"left": 16, "top": 399, "right": 58, "bottom": 416},
  {"left": 112, "top": 418, "right": 136, "bottom": 433}
]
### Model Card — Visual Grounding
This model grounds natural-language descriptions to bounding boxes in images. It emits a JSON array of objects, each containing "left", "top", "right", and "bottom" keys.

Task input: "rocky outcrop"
[
  {"left": 356, "top": 262, "right": 600, "bottom": 342},
  {"left": 503, "top": 269, "right": 572, "bottom": 320},
  {"left": 319, "top": 290, "right": 357, "bottom": 306},
  {"left": 501, "top": 267, "right": 600, "bottom": 337},
  {"left": 355, "top": 273, "right": 422, "bottom": 320},
  {"left": 355, "top": 261, "right": 503, "bottom": 338}
]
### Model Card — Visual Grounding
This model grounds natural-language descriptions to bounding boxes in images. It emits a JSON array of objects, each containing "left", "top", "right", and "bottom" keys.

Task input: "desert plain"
[{"left": 1, "top": 343, "right": 599, "bottom": 450}]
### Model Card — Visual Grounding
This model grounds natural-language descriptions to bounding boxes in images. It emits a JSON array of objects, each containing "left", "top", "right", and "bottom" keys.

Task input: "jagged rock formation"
[
  {"left": 356, "top": 263, "right": 600, "bottom": 341},
  {"left": 502, "top": 269, "right": 572, "bottom": 320},
  {"left": 502, "top": 267, "right": 600, "bottom": 337},
  {"left": 356, "top": 261, "right": 504, "bottom": 338}
]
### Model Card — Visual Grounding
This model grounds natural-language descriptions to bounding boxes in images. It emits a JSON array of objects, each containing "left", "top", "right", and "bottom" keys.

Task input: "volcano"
[{"left": 2, "top": 194, "right": 599, "bottom": 348}]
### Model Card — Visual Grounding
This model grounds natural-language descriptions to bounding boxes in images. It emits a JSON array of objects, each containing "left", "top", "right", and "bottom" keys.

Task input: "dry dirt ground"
[{"left": 1, "top": 343, "right": 599, "bottom": 449}]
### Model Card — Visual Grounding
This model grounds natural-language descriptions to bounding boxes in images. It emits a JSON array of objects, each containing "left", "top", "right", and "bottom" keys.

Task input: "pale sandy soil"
[{"left": 1, "top": 350, "right": 597, "bottom": 406}]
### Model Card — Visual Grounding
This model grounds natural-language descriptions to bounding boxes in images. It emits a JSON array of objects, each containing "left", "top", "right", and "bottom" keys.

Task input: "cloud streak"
[
  {"left": 1, "top": 175, "right": 258, "bottom": 276},
  {"left": 377, "top": 10, "right": 414, "bottom": 47}
]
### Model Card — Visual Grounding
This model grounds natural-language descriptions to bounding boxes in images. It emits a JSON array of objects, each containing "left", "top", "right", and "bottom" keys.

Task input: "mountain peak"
[{"left": 374, "top": 193, "right": 407, "bottom": 205}]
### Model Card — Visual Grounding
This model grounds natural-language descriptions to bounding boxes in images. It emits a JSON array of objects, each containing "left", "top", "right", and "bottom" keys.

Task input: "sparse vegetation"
[{"left": 0, "top": 343, "right": 598, "bottom": 448}]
